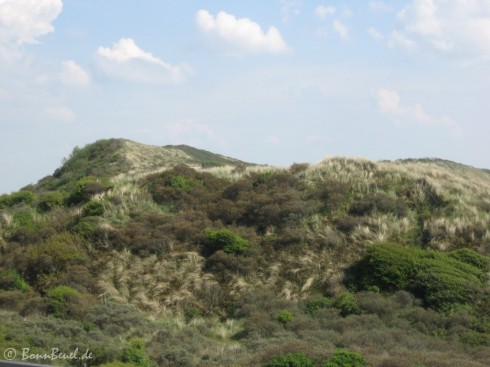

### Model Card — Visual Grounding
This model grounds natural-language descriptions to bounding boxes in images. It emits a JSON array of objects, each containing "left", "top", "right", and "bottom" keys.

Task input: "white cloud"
[
  {"left": 0, "top": 0, "right": 63, "bottom": 61},
  {"left": 45, "top": 106, "right": 75, "bottom": 121},
  {"left": 195, "top": 9, "right": 289, "bottom": 55},
  {"left": 60, "top": 60, "right": 90, "bottom": 87},
  {"left": 333, "top": 20, "right": 349, "bottom": 40},
  {"left": 377, "top": 88, "right": 459, "bottom": 134},
  {"left": 95, "top": 38, "right": 192, "bottom": 84},
  {"left": 395, "top": 0, "right": 490, "bottom": 57},
  {"left": 315, "top": 5, "right": 336, "bottom": 19}
]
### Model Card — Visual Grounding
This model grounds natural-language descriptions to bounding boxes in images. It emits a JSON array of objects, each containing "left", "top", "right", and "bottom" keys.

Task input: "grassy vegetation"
[{"left": 0, "top": 140, "right": 490, "bottom": 366}]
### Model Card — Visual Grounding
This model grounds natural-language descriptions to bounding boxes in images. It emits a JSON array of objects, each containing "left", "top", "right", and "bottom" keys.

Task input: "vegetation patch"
[{"left": 351, "top": 242, "right": 489, "bottom": 311}]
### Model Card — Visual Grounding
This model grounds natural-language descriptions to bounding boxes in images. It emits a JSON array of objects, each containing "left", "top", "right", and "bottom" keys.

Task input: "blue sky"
[{"left": 1, "top": 0, "right": 490, "bottom": 194}]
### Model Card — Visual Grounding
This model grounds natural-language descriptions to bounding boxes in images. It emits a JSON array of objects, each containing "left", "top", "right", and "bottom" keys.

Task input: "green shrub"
[
  {"left": 205, "top": 229, "right": 250, "bottom": 255},
  {"left": 67, "top": 176, "right": 112, "bottom": 205},
  {"left": 324, "top": 349, "right": 368, "bottom": 367},
  {"left": 305, "top": 297, "right": 334, "bottom": 315},
  {"left": 276, "top": 310, "right": 294, "bottom": 325},
  {"left": 82, "top": 200, "right": 105, "bottom": 217},
  {"left": 449, "top": 248, "right": 490, "bottom": 272},
  {"left": 0, "top": 190, "right": 37, "bottom": 207},
  {"left": 0, "top": 269, "right": 30, "bottom": 292},
  {"left": 37, "top": 191, "right": 67, "bottom": 212},
  {"left": 121, "top": 338, "right": 151, "bottom": 367},
  {"left": 47, "top": 285, "right": 82, "bottom": 318},
  {"left": 265, "top": 353, "right": 315, "bottom": 367},
  {"left": 334, "top": 292, "right": 360, "bottom": 317},
  {"left": 26, "top": 232, "right": 87, "bottom": 280},
  {"left": 352, "top": 243, "right": 489, "bottom": 311}
]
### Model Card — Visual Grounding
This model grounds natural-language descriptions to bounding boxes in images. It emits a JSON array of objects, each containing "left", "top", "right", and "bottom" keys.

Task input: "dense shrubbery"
[
  {"left": 0, "top": 190, "right": 37, "bottom": 208},
  {"left": 351, "top": 243, "right": 489, "bottom": 310}
]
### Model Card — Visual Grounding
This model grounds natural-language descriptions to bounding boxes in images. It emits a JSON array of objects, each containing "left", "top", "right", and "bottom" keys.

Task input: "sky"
[{"left": 1, "top": 0, "right": 490, "bottom": 194}]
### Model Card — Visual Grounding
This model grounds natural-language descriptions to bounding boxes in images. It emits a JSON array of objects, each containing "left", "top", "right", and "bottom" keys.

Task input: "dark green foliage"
[
  {"left": 67, "top": 176, "right": 112, "bottom": 205},
  {"left": 47, "top": 285, "right": 82, "bottom": 318},
  {"left": 205, "top": 229, "right": 250, "bottom": 255},
  {"left": 334, "top": 292, "right": 360, "bottom": 317},
  {"left": 324, "top": 349, "right": 368, "bottom": 367},
  {"left": 82, "top": 200, "right": 105, "bottom": 217},
  {"left": 351, "top": 243, "right": 489, "bottom": 311},
  {"left": 37, "top": 191, "right": 67, "bottom": 212},
  {"left": 0, "top": 269, "right": 30, "bottom": 292},
  {"left": 449, "top": 248, "right": 490, "bottom": 271},
  {"left": 53, "top": 139, "right": 126, "bottom": 183},
  {"left": 305, "top": 297, "right": 334, "bottom": 315},
  {"left": 0, "top": 190, "right": 37, "bottom": 208},
  {"left": 121, "top": 339, "right": 151, "bottom": 367},
  {"left": 264, "top": 353, "right": 315, "bottom": 367}
]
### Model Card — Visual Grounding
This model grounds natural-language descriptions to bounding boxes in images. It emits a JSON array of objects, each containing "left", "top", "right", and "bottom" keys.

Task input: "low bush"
[
  {"left": 0, "top": 269, "right": 30, "bottom": 292},
  {"left": 46, "top": 285, "right": 83, "bottom": 318},
  {"left": 324, "top": 349, "right": 368, "bottom": 367},
  {"left": 264, "top": 353, "right": 315, "bottom": 367},
  {"left": 276, "top": 310, "right": 294, "bottom": 325},
  {"left": 82, "top": 200, "right": 105, "bottom": 217},
  {"left": 121, "top": 338, "right": 151, "bottom": 367},
  {"left": 204, "top": 229, "right": 250, "bottom": 255}
]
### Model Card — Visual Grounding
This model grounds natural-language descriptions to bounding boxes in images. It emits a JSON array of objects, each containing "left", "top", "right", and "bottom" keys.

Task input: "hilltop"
[{"left": 0, "top": 140, "right": 489, "bottom": 367}]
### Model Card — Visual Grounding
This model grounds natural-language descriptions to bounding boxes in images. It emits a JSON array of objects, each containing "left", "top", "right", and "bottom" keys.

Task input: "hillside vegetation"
[{"left": 0, "top": 139, "right": 489, "bottom": 367}]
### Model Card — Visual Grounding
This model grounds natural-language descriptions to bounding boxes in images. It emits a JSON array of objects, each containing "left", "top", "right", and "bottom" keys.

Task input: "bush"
[
  {"left": 67, "top": 176, "right": 112, "bottom": 205},
  {"left": 0, "top": 269, "right": 30, "bottom": 292},
  {"left": 305, "top": 297, "right": 334, "bottom": 315},
  {"left": 37, "top": 191, "right": 67, "bottom": 212},
  {"left": 265, "top": 353, "right": 315, "bottom": 367},
  {"left": 324, "top": 349, "right": 368, "bottom": 367},
  {"left": 47, "top": 285, "right": 83, "bottom": 318},
  {"left": 82, "top": 200, "right": 105, "bottom": 217},
  {"left": 0, "top": 190, "right": 37, "bottom": 208},
  {"left": 351, "top": 243, "right": 489, "bottom": 311},
  {"left": 334, "top": 292, "right": 360, "bottom": 317},
  {"left": 276, "top": 310, "right": 294, "bottom": 325},
  {"left": 121, "top": 338, "right": 151, "bottom": 367},
  {"left": 205, "top": 229, "right": 250, "bottom": 255}
]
